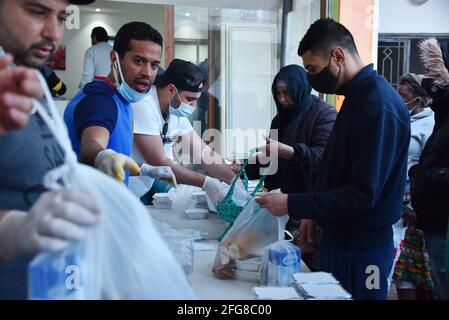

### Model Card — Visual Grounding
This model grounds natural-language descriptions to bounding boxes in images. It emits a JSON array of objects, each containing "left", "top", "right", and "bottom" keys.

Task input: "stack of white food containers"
[{"left": 293, "top": 272, "right": 352, "bottom": 300}]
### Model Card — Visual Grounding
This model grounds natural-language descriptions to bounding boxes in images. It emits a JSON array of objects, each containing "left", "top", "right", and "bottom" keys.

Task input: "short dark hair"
[
  {"left": 91, "top": 27, "right": 108, "bottom": 42},
  {"left": 113, "top": 22, "right": 163, "bottom": 58},
  {"left": 298, "top": 18, "right": 358, "bottom": 57}
]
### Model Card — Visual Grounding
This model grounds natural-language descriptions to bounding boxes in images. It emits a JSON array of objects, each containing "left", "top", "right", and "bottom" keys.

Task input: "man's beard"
[{"left": 20, "top": 41, "right": 56, "bottom": 69}]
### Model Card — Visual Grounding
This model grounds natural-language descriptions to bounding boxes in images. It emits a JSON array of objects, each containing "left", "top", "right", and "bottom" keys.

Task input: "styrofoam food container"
[{"left": 185, "top": 208, "right": 209, "bottom": 219}]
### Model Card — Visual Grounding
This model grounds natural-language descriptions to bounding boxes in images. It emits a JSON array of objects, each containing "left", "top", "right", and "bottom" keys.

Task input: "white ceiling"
[{"left": 100, "top": 0, "right": 282, "bottom": 11}]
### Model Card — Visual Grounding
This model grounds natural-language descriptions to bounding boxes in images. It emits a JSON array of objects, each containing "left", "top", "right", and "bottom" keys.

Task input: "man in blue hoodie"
[{"left": 256, "top": 18, "right": 411, "bottom": 300}]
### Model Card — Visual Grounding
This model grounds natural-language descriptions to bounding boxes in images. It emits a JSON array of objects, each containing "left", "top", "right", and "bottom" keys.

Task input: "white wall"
[
  {"left": 174, "top": 6, "right": 208, "bottom": 39},
  {"left": 285, "top": 0, "right": 321, "bottom": 66},
  {"left": 55, "top": 0, "right": 165, "bottom": 99},
  {"left": 379, "top": 0, "right": 449, "bottom": 34}
]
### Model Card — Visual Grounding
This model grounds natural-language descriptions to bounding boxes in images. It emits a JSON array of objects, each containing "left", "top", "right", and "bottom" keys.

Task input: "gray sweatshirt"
[{"left": 405, "top": 107, "right": 435, "bottom": 193}]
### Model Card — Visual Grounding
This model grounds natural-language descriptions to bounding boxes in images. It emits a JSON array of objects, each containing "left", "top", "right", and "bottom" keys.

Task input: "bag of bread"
[{"left": 212, "top": 192, "right": 288, "bottom": 280}]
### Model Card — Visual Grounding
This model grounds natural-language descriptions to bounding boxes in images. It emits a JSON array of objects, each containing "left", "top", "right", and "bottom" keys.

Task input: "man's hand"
[
  {"left": 298, "top": 219, "right": 315, "bottom": 254},
  {"left": 0, "top": 189, "right": 100, "bottom": 260},
  {"left": 140, "top": 164, "right": 178, "bottom": 188},
  {"left": 227, "top": 158, "right": 242, "bottom": 174},
  {"left": 94, "top": 149, "right": 140, "bottom": 182},
  {"left": 0, "top": 54, "right": 44, "bottom": 134},
  {"left": 255, "top": 193, "right": 289, "bottom": 216}
]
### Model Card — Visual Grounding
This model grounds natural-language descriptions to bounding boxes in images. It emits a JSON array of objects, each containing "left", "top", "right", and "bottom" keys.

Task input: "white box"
[
  {"left": 185, "top": 208, "right": 209, "bottom": 219},
  {"left": 293, "top": 272, "right": 340, "bottom": 285},
  {"left": 253, "top": 287, "right": 302, "bottom": 300},
  {"left": 296, "top": 283, "right": 352, "bottom": 300}
]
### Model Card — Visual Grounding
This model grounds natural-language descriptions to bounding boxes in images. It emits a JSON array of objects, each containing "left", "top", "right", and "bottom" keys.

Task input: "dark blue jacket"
[{"left": 288, "top": 64, "right": 411, "bottom": 251}]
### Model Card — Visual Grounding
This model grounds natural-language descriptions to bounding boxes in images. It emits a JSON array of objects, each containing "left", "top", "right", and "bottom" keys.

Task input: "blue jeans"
[
  {"left": 320, "top": 241, "right": 394, "bottom": 300},
  {"left": 424, "top": 232, "right": 449, "bottom": 300}
]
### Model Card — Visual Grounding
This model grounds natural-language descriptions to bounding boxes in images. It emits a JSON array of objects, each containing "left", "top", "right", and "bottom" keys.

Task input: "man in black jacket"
[
  {"left": 257, "top": 18, "right": 410, "bottom": 300},
  {"left": 409, "top": 38, "right": 449, "bottom": 299},
  {"left": 241, "top": 64, "right": 336, "bottom": 270}
]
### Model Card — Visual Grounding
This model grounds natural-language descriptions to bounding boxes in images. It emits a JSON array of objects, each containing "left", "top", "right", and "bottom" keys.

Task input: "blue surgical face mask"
[
  {"left": 168, "top": 88, "right": 195, "bottom": 117},
  {"left": 113, "top": 52, "right": 149, "bottom": 103}
]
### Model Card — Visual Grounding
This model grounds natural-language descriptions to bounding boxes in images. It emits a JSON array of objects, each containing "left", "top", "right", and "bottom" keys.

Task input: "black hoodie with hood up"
[{"left": 410, "top": 40, "right": 449, "bottom": 235}]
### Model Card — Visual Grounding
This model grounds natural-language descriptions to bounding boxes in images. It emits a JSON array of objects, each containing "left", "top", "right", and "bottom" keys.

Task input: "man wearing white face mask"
[
  {"left": 131, "top": 59, "right": 237, "bottom": 205},
  {"left": 64, "top": 22, "right": 175, "bottom": 186}
]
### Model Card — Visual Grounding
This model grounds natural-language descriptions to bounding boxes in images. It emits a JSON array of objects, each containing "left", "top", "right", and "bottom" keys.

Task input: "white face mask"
[
  {"left": 168, "top": 88, "right": 195, "bottom": 117},
  {"left": 405, "top": 97, "right": 421, "bottom": 115}
]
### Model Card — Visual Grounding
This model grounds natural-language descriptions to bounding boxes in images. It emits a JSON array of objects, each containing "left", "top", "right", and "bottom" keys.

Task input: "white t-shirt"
[
  {"left": 129, "top": 86, "right": 193, "bottom": 198},
  {"left": 132, "top": 86, "right": 193, "bottom": 163},
  {"left": 80, "top": 42, "right": 113, "bottom": 88}
]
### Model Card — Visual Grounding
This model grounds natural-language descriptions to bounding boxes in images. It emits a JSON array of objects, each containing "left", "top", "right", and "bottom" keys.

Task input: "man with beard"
[
  {"left": 0, "top": 0, "right": 101, "bottom": 300},
  {"left": 64, "top": 22, "right": 175, "bottom": 186}
]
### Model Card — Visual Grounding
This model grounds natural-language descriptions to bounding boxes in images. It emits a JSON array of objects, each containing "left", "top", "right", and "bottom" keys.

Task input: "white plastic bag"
[
  {"left": 28, "top": 72, "right": 196, "bottom": 300},
  {"left": 212, "top": 194, "right": 288, "bottom": 280},
  {"left": 388, "top": 218, "right": 408, "bottom": 288},
  {"left": 259, "top": 230, "right": 302, "bottom": 287},
  {"left": 224, "top": 178, "right": 252, "bottom": 208}
]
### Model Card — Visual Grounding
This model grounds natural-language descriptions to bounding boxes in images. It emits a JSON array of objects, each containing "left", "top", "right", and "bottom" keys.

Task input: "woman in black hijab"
[
  {"left": 244, "top": 64, "right": 336, "bottom": 194},
  {"left": 238, "top": 65, "right": 336, "bottom": 270}
]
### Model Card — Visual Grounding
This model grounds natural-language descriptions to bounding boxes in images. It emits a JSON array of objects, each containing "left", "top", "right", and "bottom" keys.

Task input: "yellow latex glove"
[{"left": 94, "top": 149, "right": 140, "bottom": 182}]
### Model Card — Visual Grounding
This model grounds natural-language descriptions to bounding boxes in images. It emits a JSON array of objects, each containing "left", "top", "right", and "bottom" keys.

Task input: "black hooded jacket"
[
  {"left": 246, "top": 65, "right": 336, "bottom": 193},
  {"left": 410, "top": 81, "right": 449, "bottom": 235}
]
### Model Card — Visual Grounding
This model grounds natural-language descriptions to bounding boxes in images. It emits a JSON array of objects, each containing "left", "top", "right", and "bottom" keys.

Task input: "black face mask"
[{"left": 308, "top": 54, "right": 341, "bottom": 94}]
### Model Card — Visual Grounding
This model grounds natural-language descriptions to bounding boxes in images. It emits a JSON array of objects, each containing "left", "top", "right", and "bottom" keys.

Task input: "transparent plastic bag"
[
  {"left": 216, "top": 154, "right": 268, "bottom": 240},
  {"left": 224, "top": 178, "right": 253, "bottom": 207},
  {"left": 153, "top": 220, "right": 197, "bottom": 275},
  {"left": 27, "top": 72, "right": 196, "bottom": 300},
  {"left": 216, "top": 177, "right": 252, "bottom": 209},
  {"left": 212, "top": 193, "right": 288, "bottom": 280},
  {"left": 259, "top": 231, "right": 302, "bottom": 287}
]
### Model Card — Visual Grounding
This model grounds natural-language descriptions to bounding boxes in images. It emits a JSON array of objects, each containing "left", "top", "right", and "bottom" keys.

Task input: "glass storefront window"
[{"left": 173, "top": 4, "right": 282, "bottom": 158}]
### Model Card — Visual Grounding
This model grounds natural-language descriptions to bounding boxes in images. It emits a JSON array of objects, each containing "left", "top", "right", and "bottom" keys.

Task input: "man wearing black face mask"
[{"left": 256, "top": 18, "right": 411, "bottom": 300}]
